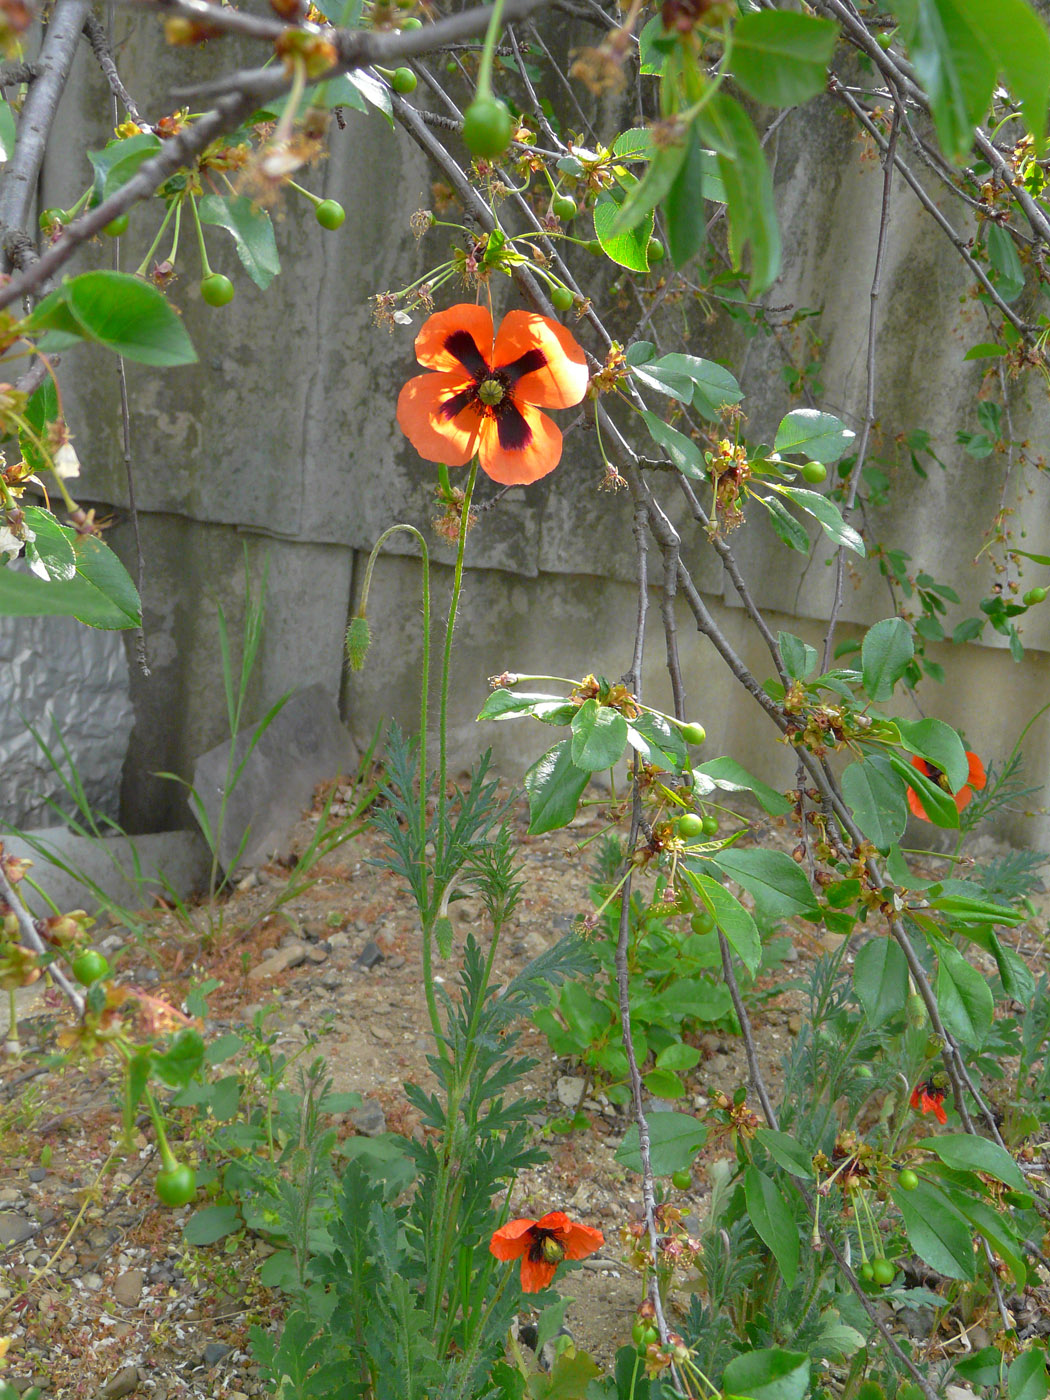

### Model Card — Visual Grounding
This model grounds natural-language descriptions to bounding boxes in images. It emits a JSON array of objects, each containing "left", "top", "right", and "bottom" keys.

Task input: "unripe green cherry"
[
  {"left": 690, "top": 910, "right": 716, "bottom": 936},
  {"left": 676, "top": 813, "right": 705, "bottom": 839},
  {"left": 647, "top": 237, "right": 665, "bottom": 263},
  {"left": 859, "top": 1261, "right": 875, "bottom": 1281},
  {"left": 632, "top": 1318, "right": 659, "bottom": 1350},
  {"left": 898, "top": 1169, "right": 919, "bottom": 1191},
  {"left": 200, "top": 273, "right": 235, "bottom": 307},
  {"left": 1023, "top": 586, "right": 1048, "bottom": 605},
  {"left": 801, "top": 460, "right": 827, "bottom": 484},
  {"left": 399, "top": 13, "right": 422, "bottom": 24},
  {"left": 550, "top": 285, "right": 574, "bottom": 313},
  {"left": 700, "top": 815, "right": 719, "bottom": 836},
  {"left": 72, "top": 950, "right": 109, "bottom": 986},
  {"left": 871, "top": 1257, "right": 896, "bottom": 1287},
  {"left": 679, "top": 722, "right": 706, "bottom": 746},
  {"left": 671, "top": 1168, "right": 692, "bottom": 1190},
  {"left": 315, "top": 199, "right": 346, "bottom": 230},
  {"left": 155, "top": 1162, "right": 197, "bottom": 1207},
  {"left": 462, "top": 96, "right": 514, "bottom": 160},
  {"left": 39, "top": 208, "right": 68, "bottom": 230},
  {"left": 553, "top": 194, "right": 578, "bottom": 221},
  {"left": 103, "top": 212, "right": 129, "bottom": 237},
  {"left": 391, "top": 67, "right": 417, "bottom": 94}
]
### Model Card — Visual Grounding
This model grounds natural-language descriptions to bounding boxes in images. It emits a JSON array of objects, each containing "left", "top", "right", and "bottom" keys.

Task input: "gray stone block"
[
  {"left": 192, "top": 683, "right": 358, "bottom": 872},
  {"left": 2, "top": 826, "right": 211, "bottom": 918}
]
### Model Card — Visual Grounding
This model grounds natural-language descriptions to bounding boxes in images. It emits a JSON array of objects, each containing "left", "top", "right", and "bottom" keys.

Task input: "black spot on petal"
[
  {"left": 444, "top": 330, "right": 489, "bottom": 380},
  {"left": 502, "top": 348, "right": 548, "bottom": 387},
  {"left": 439, "top": 387, "right": 476, "bottom": 421},
  {"left": 497, "top": 403, "right": 533, "bottom": 452}
]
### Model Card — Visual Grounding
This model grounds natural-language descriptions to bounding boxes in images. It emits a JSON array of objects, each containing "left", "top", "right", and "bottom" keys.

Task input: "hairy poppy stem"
[{"left": 435, "top": 457, "right": 478, "bottom": 871}]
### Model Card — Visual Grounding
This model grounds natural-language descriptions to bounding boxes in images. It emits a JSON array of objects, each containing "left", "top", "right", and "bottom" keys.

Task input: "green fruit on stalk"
[
  {"left": 671, "top": 1168, "right": 692, "bottom": 1190},
  {"left": 400, "top": 14, "right": 422, "bottom": 25},
  {"left": 1023, "top": 586, "right": 1047, "bottom": 605},
  {"left": 898, "top": 1169, "right": 919, "bottom": 1191},
  {"left": 553, "top": 195, "right": 578, "bottom": 221},
  {"left": 391, "top": 67, "right": 417, "bottom": 94},
  {"left": 72, "top": 950, "right": 109, "bottom": 986},
  {"left": 801, "top": 460, "right": 827, "bottom": 484},
  {"left": 859, "top": 1261, "right": 874, "bottom": 1281},
  {"left": 679, "top": 722, "right": 706, "bottom": 745},
  {"left": 701, "top": 815, "right": 719, "bottom": 836},
  {"left": 103, "top": 212, "right": 129, "bottom": 237},
  {"left": 871, "top": 1257, "right": 896, "bottom": 1287},
  {"left": 462, "top": 96, "right": 514, "bottom": 160},
  {"left": 647, "top": 237, "right": 665, "bottom": 263},
  {"left": 315, "top": 199, "right": 346, "bottom": 230},
  {"left": 676, "top": 813, "right": 705, "bottom": 838},
  {"left": 200, "top": 273, "right": 235, "bottom": 307},
  {"left": 155, "top": 1162, "right": 197, "bottom": 1207},
  {"left": 690, "top": 911, "right": 716, "bottom": 935},
  {"left": 632, "top": 1318, "right": 659, "bottom": 1350},
  {"left": 550, "top": 285, "right": 574, "bottom": 313}
]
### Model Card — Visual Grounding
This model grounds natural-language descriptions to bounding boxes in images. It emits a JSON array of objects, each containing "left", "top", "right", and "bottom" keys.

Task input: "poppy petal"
[
  {"left": 414, "top": 304, "right": 495, "bottom": 374},
  {"left": 396, "top": 372, "right": 481, "bottom": 466},
  {"left": 533, "top": 1212, "right": 572, "bottom": 1234},
  {"left": 966, "top": 752, "right": 987, "bottom": 791},
  {"left": 477, "top": 402, "right": 562, "bottom": 485},
  {"left": 519, "top": 1256, "right": 557, "bottom": 1293},
  {"left": 492, "top": 311, "right": 589, "bottom": 409},
  {"left": 906, "top": 785, "right": 931, "bottom": 822},
  {"left": 489, "top": 1218, "right": 538, "bottom": 1260},
  {"left": 559, "top": 1222, "right": 604, "bottom": 1260}
]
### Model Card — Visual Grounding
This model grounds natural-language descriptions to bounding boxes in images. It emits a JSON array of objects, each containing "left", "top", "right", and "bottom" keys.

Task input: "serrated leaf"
[
  {"left": 853, "top": 936, "right": 908, "bottom": 1027},
  {"left": 22, "top": 508, "right": 76, "bottom": 582},
  {"left": 27, "top": 271, "right": 197, "bottom": 367},
  {"left": 524, "top": 740, "right": 590, "bottom": 834},
  {"left": 594, "top": 191, "right": 654, "bottom": 271},
  {"left": 893, "top": 1180, "right": 977, "bottom": 1279},
  {"left": 745, "top": 1166, "right": 799, "bottom": 1286},
  {"left": 895, "top": 716, "right": 969, "bottom": 792},
  {"left": 841, "top": 755, "right": 908, "bottom": 850},
  {"left": 936, "top": 940, "right": 994, "bottom": 1046},
  {"left": 650, "top": 352, "right": 742, "bottom": 420},
  {"left": 683, "top": 870, "right": 761, "bottom": 974},
  {"left": 928, "top": 1133, "right": 1026, "bottom": 1191},
  {"left": 183, "top": 1203, "right": 242, "bottom": 1245},
  {"left": 774, "top": 408, "right": 856, "bottom": 463},
  {"left": 570, "top": 698, "right": 629, "bottom": 771},
  {"left": 696, "top": 93, "right": 781, "bottom": 293},
  {"left": 732, "top": 11, "right": 839, "bottom": 107},
  {"left": 639, "top": 408, "right": 706, "bottom": 477},
  {"left": 608, "top": 139, "right": 688, "bottom": 236},
  {"left": 777, "top": 486, "right": 866, "bottom": 555},
  {"left": 756, "top": 492, "right": 810, "bottom": 553},
  {"left": 615, "top": 1110, "right": 707, "bottom": 1175},
  {"left": 778, "top": 631, "right": 818, "bottom": 680},
  {"left": 861, "top": 617, "right": 914, "bottom": 700},
  {"left": 713, "top": 846, "right": 819, "bottom": 920},
  {"left": 88, "top": 131, "right": 162, "bottom": 200},
  {"left": 723, "top": 1349, "right": 810, "bottom": 1400},
  {"left": 755, "top": 1128, "right": 814, "bottom": 1179},
  {"left": 199, "top": 194, "right": 280, "bottom": 291},
  {"left": 693, "top": 757, "right": 792, "bottom": 815}
]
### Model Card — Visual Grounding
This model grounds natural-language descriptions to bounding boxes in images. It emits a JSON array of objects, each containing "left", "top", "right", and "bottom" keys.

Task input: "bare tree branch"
[{"left": 83, "top": 13, "right": 146, "bottom": 126}]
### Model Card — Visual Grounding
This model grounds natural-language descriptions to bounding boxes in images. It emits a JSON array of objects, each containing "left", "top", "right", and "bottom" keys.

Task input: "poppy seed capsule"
[
  {"left": 478, "top": 379, "right": 505, "bottom": 406},
  {"left": 540, "top": 1235, "right": 566, "bottom": 1264}
]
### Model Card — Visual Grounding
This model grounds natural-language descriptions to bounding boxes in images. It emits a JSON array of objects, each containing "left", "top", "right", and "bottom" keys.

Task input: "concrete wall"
[{"left": 2, "top": 29, "right": 1049, "bottom": 853}]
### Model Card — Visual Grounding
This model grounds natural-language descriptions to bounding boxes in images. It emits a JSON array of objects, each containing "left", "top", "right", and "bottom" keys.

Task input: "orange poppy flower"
[
  {"left": 910, "top": 1080, "right": 947, "bottom": 1125},
  {"left": 489, "top": 1211, "right": 604, "bottom": 1293},
  {"left": 906, "top": 751, "right": 986, "bottom": 822},
  {"left": 395, "top": 304, "right": 589, "bottom": 486}
]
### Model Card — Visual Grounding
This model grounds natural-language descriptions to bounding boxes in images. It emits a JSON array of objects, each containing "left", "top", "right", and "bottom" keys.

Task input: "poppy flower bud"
[{"left": 345, "top": 616, "right": 371, "bottom": 672}]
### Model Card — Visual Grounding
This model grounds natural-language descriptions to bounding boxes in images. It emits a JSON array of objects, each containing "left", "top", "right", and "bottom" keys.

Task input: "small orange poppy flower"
[
  {"left": 910, "top": 1080, "right": 947, "bottom": 1125},
  {"left": 906, "top": 751, "right": 986, "bottom": 823},
  {"left": 489, "top": 1211, "right": 604, "bottom": 1293},
  {"left": 396, "top": 304, "right": 589, "bottom": 486}
]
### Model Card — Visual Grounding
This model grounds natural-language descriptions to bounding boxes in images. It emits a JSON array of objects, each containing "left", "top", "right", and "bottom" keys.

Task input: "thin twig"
[
  {"left": 0, "top": 862, "right": 84, "bottom": 1016},
  {"left": 83, "top": 13, "right": 145, "bottom": 125}
]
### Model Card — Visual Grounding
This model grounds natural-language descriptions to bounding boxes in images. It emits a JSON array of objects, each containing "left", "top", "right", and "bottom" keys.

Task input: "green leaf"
[
  {"left": 182, "top": 1203, "right": 242, "bottom": 1246},
  {"left": 643, "top": 1067, "right": 687, "bottom": 1098},
  {"left": 19, "top": 377, "right": 59, "bottom": 476},
  {"left": 841, "top": 755, "right": 908, "bottom": 850},
  {"left": 593, "top": 191, "right": 654, "bottom": 271},
  {"left": 315, "top": 72, "right": 369, "bottom": 113},
  {"left": 744, "top": 1166, "right": 799, "bottom": 1286},
  {"left": 0, "top": 536, "right": 142, "bottom": 629},
  {"left": 853, "top": 936, "right": 908, "bottom": 1027},
  {"left": 723, "top": 1349, "right": 810, "bottom": 1400},
  {"left": 778, "top": 631, "right": 817, "bottom": 680},
  {"left": 343, "top": 67, "right": 393, "bottom": 122},
  {"left": 755, "top": 1128, "right": 814, "bottom": 1180},
  {"left": 953, "top": 0, "right": 1050, "bottom": 152},
  {"left": 963, "top": 342, "right": 1008, "bottom": 360},
  {"left": 991, "top": 932, "right": 1036, "bottom": 1002},
  {"left": 936, "top": 941, "right": 994, "bottom": 1046},
  {"left": 655, "top": 1042, "right": 702, "bottom": 1072},
  {"left": 0, "top": 99, "right": 16, "bottom": 162},
  {"left": 615, "top": 1110, "right": 707, "bottom": 1176},
  {"left": 683, "top": 870, "right": 761, "bottom": 974},
  {"left": 903, "top": 0, "right": 997, "bottom": 161},
  {"left": 664, "top": 129, "right": 709, "bottom": 267},
  {"left": 639, "top": 408, "right": 706, "bottom": 477},
  {"left": 696, "top": 93, "right": 781, "bottom": 293},
  {"left": 888, "top": 754, "right": 960, "bottom": 829},
  {"left": 630, "top": 711, "right": 688, "bottom": 772},
  {"left": 693, "top": 757, "right": 792, "bottom": 815},
  {"left": 27, "top": 271, "right": 197, "bottom": 367},
  {"left": 774, "top": 408, "right": 855, "bottom": 463},
  {"left": 895, "top": 716, "right": 968, "bottom": 792},
  {"left": 928, "top": 1134, "right": 1026, "bottom": 1191},
  {"left": 608, "top": 140, "right": 688, "bottom": 236},
  {"left": 22, "top": 508, "right": 76, "bottom": 582},
  {"left": 713, "top": 847, "right": 819, "bottom": 920},
  {"left": 985, "top": 222, "right": 1025, "bottom": 302},
  {"left": 477, "top": 688, "right": 572, "bottom": 721},
  {"left": 732, "top": 11, "right": 839, "bottom": 107},
  {"left": 893, "top": 1180, "right": 977, "bottom": 1279},
  {"left": 861, "top": 617, "right": 914, "bottom": 701},
  {"left": 152, "top": 1028, "right": 206, "bottom": 1087},
  {"left": 524, "top": 740, "right": 590, "bottom": 834},
  {"left": 1008, "top": 1348, "right": 1049, "bottom": 1400},
  {"left": 777, "top": 486, "right": 866, "bottom": 556},
  {"left": 650, "top": 353, "right": 743, "bottom": 420},
  {"left": 756, "top": 492, "right": 810, "bottom": 553},
  {"left": 88, "top": 131, "right": 162, "bottom": 200},
  {"left": 199, "top": 194, "right": 281, "bottom": 290},
  {"left": 570, "top": 698, "right": 629, "bottom": 771}
]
